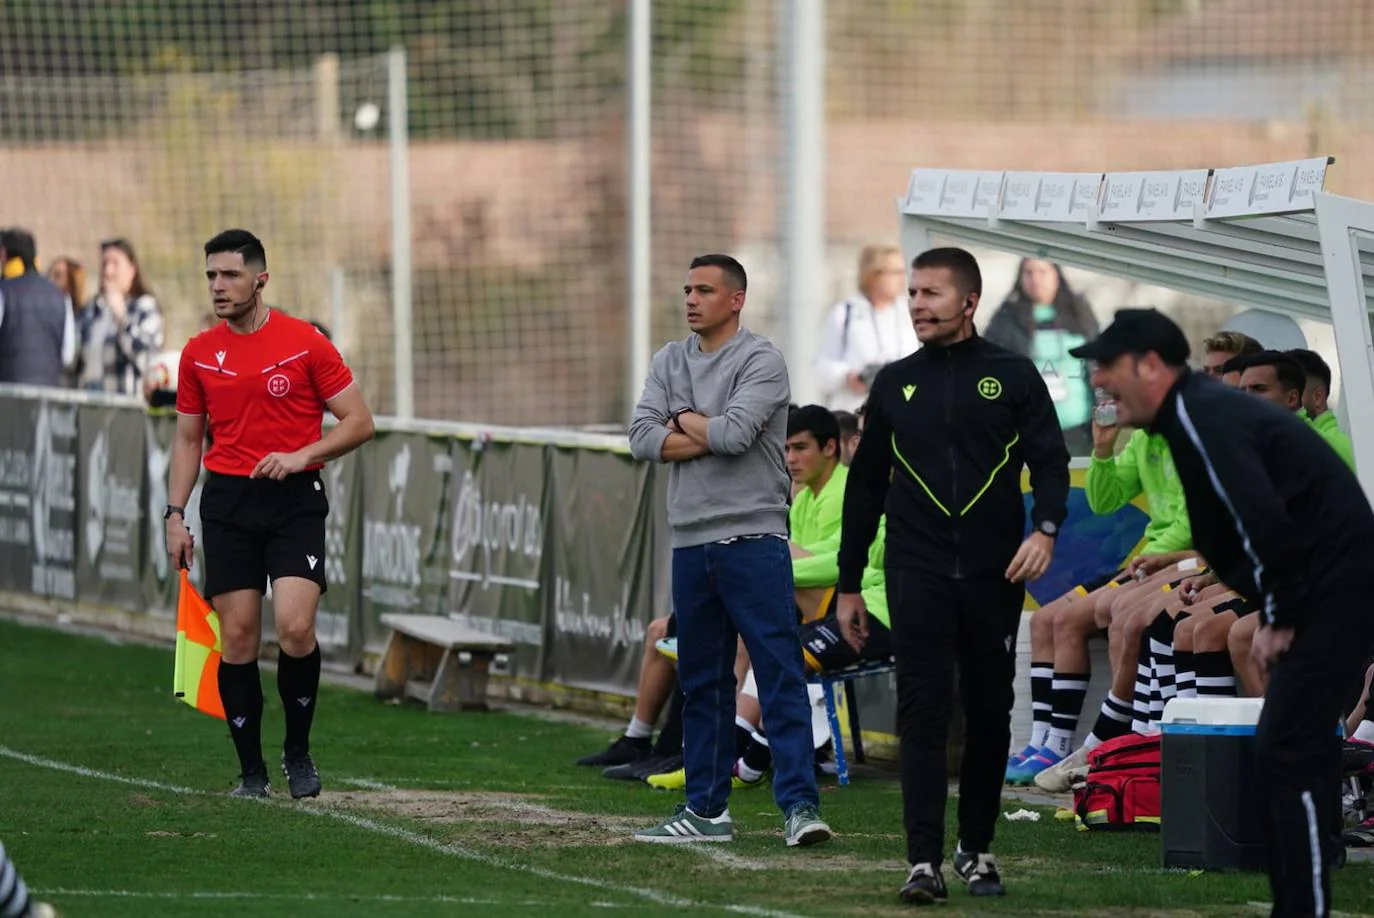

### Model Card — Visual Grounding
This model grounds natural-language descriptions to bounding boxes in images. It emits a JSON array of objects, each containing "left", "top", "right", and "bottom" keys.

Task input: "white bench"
[{"left": 373, "top": 614, "right": 515, "bottom": 712}]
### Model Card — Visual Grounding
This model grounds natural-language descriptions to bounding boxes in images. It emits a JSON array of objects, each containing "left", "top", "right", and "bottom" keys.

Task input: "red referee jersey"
[{"left": 177, "top": 311, "right": 355, "bottom": 476}]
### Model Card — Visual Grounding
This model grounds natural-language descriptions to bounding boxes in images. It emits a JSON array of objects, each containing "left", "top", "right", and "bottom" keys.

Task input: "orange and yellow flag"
[{"left": 173, "top": 569, "right": 225, "bottom": 720}]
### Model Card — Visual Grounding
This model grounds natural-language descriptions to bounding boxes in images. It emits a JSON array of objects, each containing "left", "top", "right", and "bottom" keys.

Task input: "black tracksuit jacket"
[
  {"left": 837, "top": 333, "right": 1070, "bottom": 590},
  {"left": 1148, "top": 369, "right": 1374, "bottom": 626}
]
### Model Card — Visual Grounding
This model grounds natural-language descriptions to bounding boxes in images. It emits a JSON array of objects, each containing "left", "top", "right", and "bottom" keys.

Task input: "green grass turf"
[{"left": 1, "top": 617, "right": 1370, "bottom": 917}]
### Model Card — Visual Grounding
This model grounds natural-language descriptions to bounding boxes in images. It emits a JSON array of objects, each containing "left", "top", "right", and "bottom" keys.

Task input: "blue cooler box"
[{"left": 1160, "top": 697, "right": 1340, "bottom": 872}]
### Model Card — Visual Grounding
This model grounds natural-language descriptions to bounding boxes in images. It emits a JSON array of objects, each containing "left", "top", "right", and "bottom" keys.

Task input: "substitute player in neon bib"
[{"left": 165, "top": 229, "right": 375, "bottom": 798}]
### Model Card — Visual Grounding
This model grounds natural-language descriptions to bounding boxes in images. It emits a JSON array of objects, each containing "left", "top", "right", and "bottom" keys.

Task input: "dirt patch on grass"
[
  {"left": 327, "top": 789, "right": 582, "bottom": 826},
  {"left": 126, "top": 794, "right": 161, "bottom": 807},
  {"left": 324, "top": 788, "right": 635, "bottom": 848}
]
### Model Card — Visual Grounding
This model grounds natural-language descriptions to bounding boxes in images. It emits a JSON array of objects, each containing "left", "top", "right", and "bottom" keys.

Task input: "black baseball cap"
[{"left": 1069, "top": 308, "right": 1191, "bottom": 366}]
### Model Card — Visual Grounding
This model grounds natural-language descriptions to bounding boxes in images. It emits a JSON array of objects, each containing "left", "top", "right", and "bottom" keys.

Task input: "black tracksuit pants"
[
  {"left": 1257, "top": 585, "right": 1373, "bottom": 918},
  {"left": 888, "top": 567, "right": 1023, "bottom": 867}
]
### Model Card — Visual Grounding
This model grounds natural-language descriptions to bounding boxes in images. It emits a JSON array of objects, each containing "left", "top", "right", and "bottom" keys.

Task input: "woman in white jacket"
[{"left": 814, "top": 244, "right": 917, "bottom": 412}]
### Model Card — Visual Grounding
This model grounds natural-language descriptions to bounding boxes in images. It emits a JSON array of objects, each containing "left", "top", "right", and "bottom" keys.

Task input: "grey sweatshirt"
[{"left": 628, "top": 328, "right": 791, "bottom": 548}]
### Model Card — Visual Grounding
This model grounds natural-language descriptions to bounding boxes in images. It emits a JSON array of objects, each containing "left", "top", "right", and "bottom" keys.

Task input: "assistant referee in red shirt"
[{"left": 165, "top": 229, "right": 375, "bottom": 799}]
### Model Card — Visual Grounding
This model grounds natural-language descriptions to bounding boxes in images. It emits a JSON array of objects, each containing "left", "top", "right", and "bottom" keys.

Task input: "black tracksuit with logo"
[
  {"left": 838, "top": 333, "right": 1069, "bottom": 867},
  {"left": 1150, "top": 369, "right": 1374, "bottom": 918}
]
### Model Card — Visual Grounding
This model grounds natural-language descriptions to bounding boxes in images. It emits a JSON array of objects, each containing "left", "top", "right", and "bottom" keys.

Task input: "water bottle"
[{"left": 1093, "top": 388, "right": 1117, "bottom": 427}]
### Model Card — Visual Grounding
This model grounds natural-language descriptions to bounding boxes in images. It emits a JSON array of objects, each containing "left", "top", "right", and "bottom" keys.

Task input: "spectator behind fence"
[
  {"left": 47, "top": 256, "right": 86, "bottom": 386},
  {"left": 144, "top": 312, "right": 217, "bottom": 410},
  {"left": 984, "top": 259, "right": 1098, "bottom": 455},
  {"left": 0, "top": 228, "right": 74, "bottom": 388},
  {"left": 79, "top": 238, "right": 164, "bottom": 395},
  {"left": 814, "top": 243, "right": 918, "bottom": 412}
]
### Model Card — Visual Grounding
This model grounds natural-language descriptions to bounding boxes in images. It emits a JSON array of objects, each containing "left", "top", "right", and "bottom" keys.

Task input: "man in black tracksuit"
[
  {"left": 1073, "top": 308, "right": 1374, "bottom": 918},
  {"left": 836, "top": 247, "right": 1070, "bottom": 905}
]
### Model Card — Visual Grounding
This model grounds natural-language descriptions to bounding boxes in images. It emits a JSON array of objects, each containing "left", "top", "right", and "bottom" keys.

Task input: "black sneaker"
[
  {"left": 899, "top": 863, "right": 948, "bottom": 905},
  {"left": 229, "top": 771, "right": 271, "bottom": 798},
  {"left": 952, "top": 847, "right": 1006, "bottom": 897},
  {"left": 576, "top": 735, "right": 653, "bottom": 767},
  {"left": 282, "top": 753, "right": 322, "bottom": 799},
  {"left": 602, "top": 753, "right": 683, "bottom": 781}
]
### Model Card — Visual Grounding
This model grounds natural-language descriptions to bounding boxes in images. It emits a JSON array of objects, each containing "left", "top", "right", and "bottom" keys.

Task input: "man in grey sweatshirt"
[{"left": 627, "top": 254, "right": 832, "bottom": 848}]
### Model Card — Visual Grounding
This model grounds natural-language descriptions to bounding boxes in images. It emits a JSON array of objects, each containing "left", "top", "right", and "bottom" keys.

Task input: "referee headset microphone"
[
  {"left": 916, "top": 296, "right": 975, "bottom": 330},
  {"left": 231, "top": 278, "right": 263, "bottom": 312}
]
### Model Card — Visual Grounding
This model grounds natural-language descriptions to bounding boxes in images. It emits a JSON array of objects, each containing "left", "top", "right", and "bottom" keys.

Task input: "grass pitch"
[{"left": 2, "top": 617, "right": 1372, "bottom": 917}]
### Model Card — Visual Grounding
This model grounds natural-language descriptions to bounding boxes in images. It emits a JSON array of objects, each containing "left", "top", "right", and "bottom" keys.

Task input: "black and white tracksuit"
[
  {"left": 837, "top": 333, "right": 1070, "bottom": 868},
  {"left": 1151, "top": 369, "right": 1374, "bottom": 918}
]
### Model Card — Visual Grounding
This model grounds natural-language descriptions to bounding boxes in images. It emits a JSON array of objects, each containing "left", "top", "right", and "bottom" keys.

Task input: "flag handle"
[{"left": 173, "top": 564, "right": 189, "bottom": 698}]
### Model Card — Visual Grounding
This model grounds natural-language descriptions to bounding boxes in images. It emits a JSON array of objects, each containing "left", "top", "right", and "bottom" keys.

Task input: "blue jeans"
[{"left": 672, "top": 536, "right": 819, "bottom": 818}]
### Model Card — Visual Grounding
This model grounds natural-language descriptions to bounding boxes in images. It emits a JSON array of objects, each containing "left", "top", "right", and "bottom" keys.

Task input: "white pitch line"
[
  {"left": 31, "top": 889, "right": 598, "bottom": 907},
  {"left": 0, "top": 746, "right": 812, "bottom": 918},
  {"left": 0, "top": 747, "right": 201, "bottom": 796}
]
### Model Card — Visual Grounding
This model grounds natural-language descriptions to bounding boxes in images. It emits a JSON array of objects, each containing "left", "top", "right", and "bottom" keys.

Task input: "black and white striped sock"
[
  {"left": 0, "top": 840, "right": 33, "bottom": 918},
  {"left": 1046, "top": 671, "right": 1089, "bottom": 757},
  {"left": 1173, "top": 648, "right": 1197, "bottom": 698},
  {"left": 1029, "top": 661, "right": 1054, "bottom": 749},
  {"left": 1088, "top": 692, "right": 1134, "bottom": 746},
  {"left": 1144, "top": 611, "right": 1178, "bottom": 730},
  {"left": 1131, "top": 649, "right": 1155, "bottom": 735},
  {"left": 1195, "top": 650, "right": 1237, "bottom": 696}
]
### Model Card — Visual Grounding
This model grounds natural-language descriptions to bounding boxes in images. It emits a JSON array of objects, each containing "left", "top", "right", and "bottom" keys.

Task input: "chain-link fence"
[{"left": 3, "top": 0, "right": 1372, "bottom": 425}]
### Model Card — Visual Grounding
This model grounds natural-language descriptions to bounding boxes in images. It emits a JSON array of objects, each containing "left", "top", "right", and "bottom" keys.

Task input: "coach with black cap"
[{"left": 1071, "top": 307, "right": 1374, "bottom": 918}]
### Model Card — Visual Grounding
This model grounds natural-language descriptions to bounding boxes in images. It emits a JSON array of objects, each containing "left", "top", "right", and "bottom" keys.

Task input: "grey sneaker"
[
  {"left": 783, "top": 802, "right": 833, "bottom": 847},
  {"left": 632, "top": 803, "right": 733, "bottom": 844},
  {"left": 282, "top": 753, "right": 322, "bottom": 799},
  {"left": 229, "top": 771, "right": 271, "bottom": 798}
]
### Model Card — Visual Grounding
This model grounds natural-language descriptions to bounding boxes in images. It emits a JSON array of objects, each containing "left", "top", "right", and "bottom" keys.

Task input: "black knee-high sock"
[
  {"left": 734, "top": 717, "right": 755, "bottom": 758},
  {"left": 654, "top": 683, "right": 684, "bottom": 756},
  {"left": 218, "top": 660, "right": 265, "bottom": 775},
  {"left": 1174, "top": 647, "right": 1196, "bottom": 697},
  {"left": 1029, "top": 660, "right": 1054, "bottom": 748},
  {"left": 741, "top": 730, "right": 772, "bottom": 773},
  {"left": 278, "top": 644, "right": 321, "bottom": 757},
  {"left": 1195, "top": 650, "right": 1237, "bottom": 696},
  {"left": 1149, "top": 613, "right": 1181, "bottom": 722},
  {"left": 1131, "top": 633, "right": 1156, "bottom": 735},
  {"left": 1047, "top": 671, "right": 1090, "bottom": 756}
]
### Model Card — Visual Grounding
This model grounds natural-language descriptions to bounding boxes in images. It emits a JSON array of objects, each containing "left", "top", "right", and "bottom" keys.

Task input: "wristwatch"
[
  {"left": 163, "top": 504, "right": 185, "bottom": 521},
  {"left": 670, "top": 408, "right": 690, "bottom": 433},
  {"left": 1035, "top": 520, "right": 1059, "bottom": 539}
]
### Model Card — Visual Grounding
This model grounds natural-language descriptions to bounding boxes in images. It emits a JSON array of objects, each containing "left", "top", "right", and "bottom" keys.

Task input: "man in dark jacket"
[
  {"left": 1073, "top": 308, "right": 1374, "bottom": 918},
  {"left": 0, "top": 228, "right": 69, "bottom": 387},
  {"left": 836, "top": 247, "right": 1070, "bottom": 905}
]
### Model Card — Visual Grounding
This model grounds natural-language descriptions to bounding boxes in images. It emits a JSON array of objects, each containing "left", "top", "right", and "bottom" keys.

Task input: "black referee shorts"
[{"left": 200, "top": 470, "right": 329, "bottom": 599}]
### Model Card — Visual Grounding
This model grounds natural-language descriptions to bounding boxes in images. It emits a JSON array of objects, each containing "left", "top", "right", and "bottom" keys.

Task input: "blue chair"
[{"left": 809, "top": 657, "right": 898, "bottom": 786}]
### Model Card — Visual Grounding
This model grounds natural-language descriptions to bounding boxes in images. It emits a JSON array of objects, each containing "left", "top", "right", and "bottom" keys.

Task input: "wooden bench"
[{"left": 374, "top": 614, "right": 515, "bottom": 712}]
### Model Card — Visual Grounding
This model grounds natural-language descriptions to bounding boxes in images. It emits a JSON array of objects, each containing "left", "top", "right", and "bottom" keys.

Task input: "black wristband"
[{"left": 163, "top": 504, "right": 185, "bottom": 521}]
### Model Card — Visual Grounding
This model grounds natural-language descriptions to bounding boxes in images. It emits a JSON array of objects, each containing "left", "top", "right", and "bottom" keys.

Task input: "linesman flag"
[{"left": 174, "top": 568, "right": 226, "bottom": 719}]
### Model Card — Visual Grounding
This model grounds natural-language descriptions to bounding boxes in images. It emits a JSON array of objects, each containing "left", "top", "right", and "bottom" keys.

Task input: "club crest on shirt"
[{"left": 267, "top": 373, "right": 291, "bottom": 397}]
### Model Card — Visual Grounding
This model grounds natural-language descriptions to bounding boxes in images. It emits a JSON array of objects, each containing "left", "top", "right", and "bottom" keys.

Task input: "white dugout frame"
[{"left": 896, "top": 160, "right": 1374, "bottom": 500}]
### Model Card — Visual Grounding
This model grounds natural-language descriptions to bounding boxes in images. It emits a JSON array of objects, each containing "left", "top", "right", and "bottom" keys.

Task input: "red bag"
[{"left": 1072, "top": 733, "right": 1161, "bottom": 832}]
